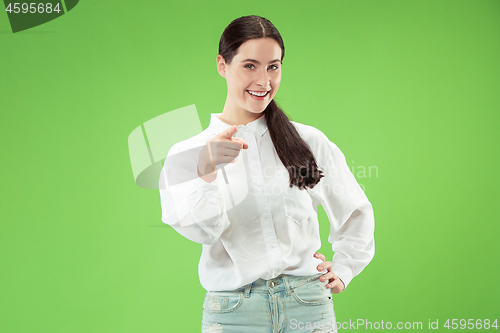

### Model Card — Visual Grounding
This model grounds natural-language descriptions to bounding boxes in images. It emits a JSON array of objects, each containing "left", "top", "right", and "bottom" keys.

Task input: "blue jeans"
[{"left": 201, "top": 273, "right": 337, "bottom": 333}]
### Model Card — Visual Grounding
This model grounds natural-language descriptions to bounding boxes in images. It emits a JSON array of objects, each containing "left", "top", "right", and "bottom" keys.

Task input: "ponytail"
[{"left": 264, "top": 100, "right": 324, "bottom": 190}]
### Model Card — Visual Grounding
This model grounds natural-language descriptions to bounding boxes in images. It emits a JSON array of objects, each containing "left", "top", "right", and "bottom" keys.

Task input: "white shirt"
[{"left": 158, "top": 113, "right": 375, "bottom": 292}]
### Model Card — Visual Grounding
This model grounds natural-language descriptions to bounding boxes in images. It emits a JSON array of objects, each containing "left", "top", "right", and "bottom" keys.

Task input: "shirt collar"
[{"left": 208, "top": 113, "right": 269, "bottom": 137}]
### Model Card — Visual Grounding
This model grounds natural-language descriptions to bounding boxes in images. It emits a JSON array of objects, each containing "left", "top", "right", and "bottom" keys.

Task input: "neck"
[{"left": 219, "top": 99, "right": 264, "bottom": 126}]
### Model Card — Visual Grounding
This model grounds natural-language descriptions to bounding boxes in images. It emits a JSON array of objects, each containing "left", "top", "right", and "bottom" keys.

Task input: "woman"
[{"left": 159, "top": 15, "right": 374, "bottom": 333}]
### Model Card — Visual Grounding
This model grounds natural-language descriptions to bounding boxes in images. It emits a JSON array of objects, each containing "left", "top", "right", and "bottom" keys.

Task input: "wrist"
[
  {"left": 197, "top": 165, "right": 217, "bottom": 183},
  {"left": 198, "top": 163, "right": 215, "bottom": 177}
]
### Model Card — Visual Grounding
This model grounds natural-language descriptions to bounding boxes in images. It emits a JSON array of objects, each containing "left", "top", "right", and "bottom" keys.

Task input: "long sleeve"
[
  {"left": 158, "top": 141, "right": 231, "bottom": 245},
  {"left": 313, "top": 132, "right": 375, "bottom": 290}
]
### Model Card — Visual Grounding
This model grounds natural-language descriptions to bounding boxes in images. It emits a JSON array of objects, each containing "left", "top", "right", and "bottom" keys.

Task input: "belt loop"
[
  {"left": 283, "top": 275, "right": 291, "bottom": 296},
  {"left": 244, "top": 283, "right": 252, "bottom": 298}
]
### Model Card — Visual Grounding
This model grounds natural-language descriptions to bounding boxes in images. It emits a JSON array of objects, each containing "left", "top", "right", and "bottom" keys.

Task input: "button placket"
[{"left": 244, "top": 131, "right": 284, "bottom": 273}]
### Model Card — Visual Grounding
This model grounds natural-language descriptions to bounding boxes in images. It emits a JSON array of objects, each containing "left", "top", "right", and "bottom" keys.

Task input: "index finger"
[
  {"left": 210, "top": 141, "right": 242, "bottom": 152},
  {"left": 231, "top": 137, "right": 248, "bottom": 150},
  {"left": 314, "top": 253, "right": 326, "bottom": 262}
]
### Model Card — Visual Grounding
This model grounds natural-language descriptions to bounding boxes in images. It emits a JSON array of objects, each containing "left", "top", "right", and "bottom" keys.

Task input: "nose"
[{"left": 256, "top": 68, "right": 271, "bottom": 88}]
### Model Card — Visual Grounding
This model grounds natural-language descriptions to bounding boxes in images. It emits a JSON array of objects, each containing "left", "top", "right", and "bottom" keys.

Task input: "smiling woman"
[
  {"left": 217, "top": 37, "right": 282, "bottom": 118},
  {"left": 158, "top": 15, "right": 375, "bottom": 333}
]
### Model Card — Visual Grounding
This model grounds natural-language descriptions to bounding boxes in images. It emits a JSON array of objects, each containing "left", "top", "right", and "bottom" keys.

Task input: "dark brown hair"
[{"left": 219, "top": 15, "right": 324, "bottom": 190}]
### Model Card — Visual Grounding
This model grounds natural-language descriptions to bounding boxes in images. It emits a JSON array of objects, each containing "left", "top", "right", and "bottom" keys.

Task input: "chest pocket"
[{"left": 276, "top": 167, "right": 314, "bottom": 226}]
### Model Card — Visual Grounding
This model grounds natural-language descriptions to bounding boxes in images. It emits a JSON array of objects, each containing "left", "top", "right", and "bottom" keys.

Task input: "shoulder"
[
  {"left": 289, "top": 120, "right": 341, "bottom": 157},
  {"left": 289, "top": 121, "right": 351, "bottom": 178}
]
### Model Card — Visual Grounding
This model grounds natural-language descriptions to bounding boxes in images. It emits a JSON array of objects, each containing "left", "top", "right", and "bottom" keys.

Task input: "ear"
[{"left": 216, "top": 55, "right": 226, "bottom": 78}]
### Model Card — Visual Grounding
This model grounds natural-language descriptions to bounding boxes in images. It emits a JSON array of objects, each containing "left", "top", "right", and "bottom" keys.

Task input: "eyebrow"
[{"left": 241, "top": 58, "right": 281, "bottom": 64}]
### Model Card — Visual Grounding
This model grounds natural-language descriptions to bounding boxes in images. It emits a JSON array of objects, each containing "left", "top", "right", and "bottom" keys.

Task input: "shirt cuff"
[
  {"left": 191, "top": 171, "right": 220, "bottom": 191},
  {"left": 331, "top": 262, "right": 353, "bottom": 292}
]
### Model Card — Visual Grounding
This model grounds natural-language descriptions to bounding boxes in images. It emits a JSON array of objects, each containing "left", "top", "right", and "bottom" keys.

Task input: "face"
[{"left": 217, "top": 38, "right": 282, "bottom": 116}]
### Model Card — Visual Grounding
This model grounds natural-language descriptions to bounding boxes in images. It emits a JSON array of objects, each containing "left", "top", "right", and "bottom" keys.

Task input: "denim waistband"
[{"left": 230, "top": 273, "right": 324, "bottom": 298}]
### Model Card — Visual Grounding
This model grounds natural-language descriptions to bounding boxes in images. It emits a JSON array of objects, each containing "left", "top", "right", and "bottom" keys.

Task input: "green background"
[{"left": 1, "top": 0, "right": 499, "bottom": 331}]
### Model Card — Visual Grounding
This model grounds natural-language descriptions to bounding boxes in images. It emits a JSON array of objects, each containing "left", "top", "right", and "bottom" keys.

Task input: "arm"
[
  {"left": 158, "top": 142, "right": 230, "bottom": 245},
  {"left": 315, "top": 135, "right": 375, "bottom": 290}
]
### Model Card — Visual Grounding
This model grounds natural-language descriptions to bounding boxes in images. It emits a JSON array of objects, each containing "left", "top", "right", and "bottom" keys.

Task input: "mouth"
[{"left": 247, "top": 90, "right": 270, "bottom": 99}]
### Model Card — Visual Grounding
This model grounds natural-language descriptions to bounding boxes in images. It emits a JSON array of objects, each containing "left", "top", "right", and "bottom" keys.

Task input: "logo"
[{"left": 3, "top": 0, "right": 79, "bottom": 33}]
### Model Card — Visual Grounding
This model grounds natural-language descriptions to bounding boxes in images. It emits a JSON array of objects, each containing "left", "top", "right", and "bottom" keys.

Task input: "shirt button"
[
  {"left": 263, "top": 213, "right": 268, "bottom": 218},
  {"left": 256, "top": 181, "right": 261, "bottom": 186}
]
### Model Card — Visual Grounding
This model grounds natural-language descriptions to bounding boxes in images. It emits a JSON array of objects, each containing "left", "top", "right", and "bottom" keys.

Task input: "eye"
[
  {"left": 269, "top": 64, "right": 279, "bottom": 70},
  {"left": 244, "top": 64, "right": 255, "bottom": 69}
]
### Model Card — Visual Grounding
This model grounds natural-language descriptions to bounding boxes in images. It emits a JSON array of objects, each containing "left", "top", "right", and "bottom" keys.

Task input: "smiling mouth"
[{"left": 247, "top": 90, "right": 269, "bottom": 98}]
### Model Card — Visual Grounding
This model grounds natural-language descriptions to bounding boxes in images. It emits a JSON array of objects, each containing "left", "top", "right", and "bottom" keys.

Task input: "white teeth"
[{"left": 248, "top": 90, "right": 268, "bottom": 97}]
